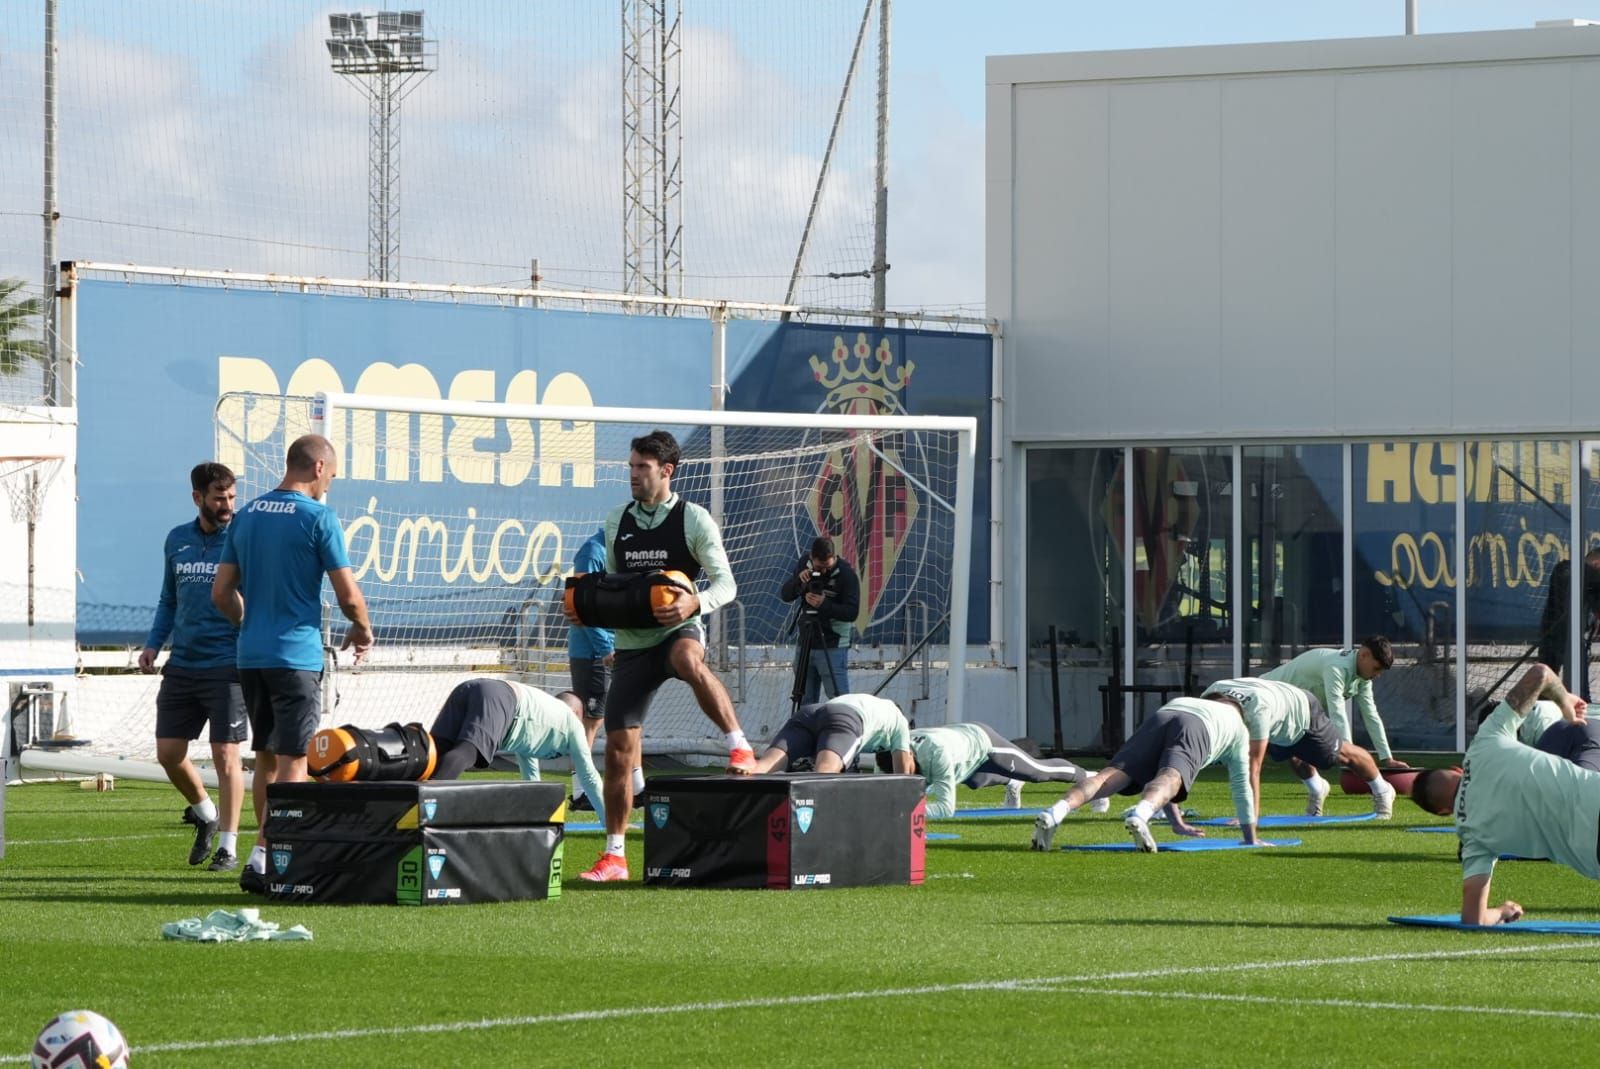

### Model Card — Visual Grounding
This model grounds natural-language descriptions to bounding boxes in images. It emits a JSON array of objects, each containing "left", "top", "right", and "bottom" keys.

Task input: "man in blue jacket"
[
  {"left": 138, "top": 463, "right": 246, "bottom": 871},
  {"left": 568, "top": 528, "right": 628, "bottom": 808}
]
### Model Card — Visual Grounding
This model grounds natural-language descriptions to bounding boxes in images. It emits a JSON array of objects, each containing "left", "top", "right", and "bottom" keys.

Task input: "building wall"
[{"left": 989, "top": 27, "right": 1600, "bottom": 443}]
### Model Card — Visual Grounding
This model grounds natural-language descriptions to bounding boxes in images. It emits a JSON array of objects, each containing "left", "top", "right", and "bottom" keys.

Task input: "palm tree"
[{"left": 0, "top": 277, "right": 47, "bottom": 377}]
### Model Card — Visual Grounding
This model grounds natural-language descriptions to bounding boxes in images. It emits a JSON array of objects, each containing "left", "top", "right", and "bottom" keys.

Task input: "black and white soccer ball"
[{"left": 30, "top": 1009, "right": 129, "bottom": 1069}]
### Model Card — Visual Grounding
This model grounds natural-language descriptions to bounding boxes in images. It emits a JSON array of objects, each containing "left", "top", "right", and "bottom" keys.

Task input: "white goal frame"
[{"left": 310, "top": 391, "right": 979, "bottom": 726}]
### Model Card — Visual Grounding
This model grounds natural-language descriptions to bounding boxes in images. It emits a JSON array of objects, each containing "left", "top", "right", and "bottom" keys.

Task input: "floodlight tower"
[
  {"left": 326, "top": 11, "right": 436, "bottom": 284},
  {"left": 622, "top": 0, "right": 683, "bottom": 307}
]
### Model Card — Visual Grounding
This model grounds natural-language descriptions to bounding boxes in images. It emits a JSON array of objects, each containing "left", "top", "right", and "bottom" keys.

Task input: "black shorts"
[
  {"left": 770, "top": 702, "right": 866, "bottom": 765},
  {"left": 603, "top": 622, "right": 705, "bottom": 732},
  {"left": 570, "top": 657, "right": 611, "bottom": 720},
  {"left": 1107, "top": 707, "right": 1209, "bottom": 798},
  {"left": 154, "top": 666, "right": 246, "bottom": 744},
  {"left": 1266, "top": 695, "right": 1341, "bottom": 768},
  {"left": 430, "top": 679, "right": 518, "bottom": 769},
  {"left": 240, "top": 668, "right": 323, "bottom": 757},
  {"left": 1536, "top": 719, "right": 1600, "bottom": 774}
]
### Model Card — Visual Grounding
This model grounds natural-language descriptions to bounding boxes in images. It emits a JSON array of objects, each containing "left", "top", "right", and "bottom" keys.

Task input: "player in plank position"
[
  {"left": 1409, "top": 663, "right": 1592, "bottom": 925},
  {"left": 896, "top": 722, "right": 1090, "bottom": 817},
  {"left": 741, "top": 693, "right": 914, "bottom": 775},
  {"left": 1030, "top": 696, "right": 1259, "bottom": 853},
  {"left": 427, "top": 679, "right": 606, "bottom": 825},
  {"left": 1263, "top": 637, "right": 1406, "bottom": 768},
  {"left": 1202, "top": 676, "right": 1395, "bottom": 820}
]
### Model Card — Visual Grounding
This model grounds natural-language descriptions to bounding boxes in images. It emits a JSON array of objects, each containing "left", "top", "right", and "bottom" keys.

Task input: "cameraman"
[{"left": 780, "top": 536, "right": 860, "bottom": 703}]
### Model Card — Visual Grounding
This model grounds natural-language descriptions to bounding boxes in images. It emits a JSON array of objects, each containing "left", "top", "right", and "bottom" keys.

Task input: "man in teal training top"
[{"left": 1263, "top": 637, "right": 1403, "bottom": 767}]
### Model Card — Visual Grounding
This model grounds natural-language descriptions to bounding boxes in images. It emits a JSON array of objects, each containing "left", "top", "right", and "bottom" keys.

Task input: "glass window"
[
  {"left": 1024, "top": 447, "right": 1123, "bottom": 750},
  {"left": 1352, "top": 442, "right": 1458, "bottom": 752},
  {"left": 1243, "top": 445, "right": 1344, "bottom": 674}
]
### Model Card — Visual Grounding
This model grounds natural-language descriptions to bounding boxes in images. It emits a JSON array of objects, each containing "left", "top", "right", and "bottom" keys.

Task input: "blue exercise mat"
[
  {"left": 1194, "top": 813, "right": 1376, "bottom": 828},
  {"left": 1389, "top": 914, "right": 1600, "bottom": 935},
  {"left": 1061, "top": 837, "right": 1300, "bottom": 852},
  {"left": 1407, "top": 826, "right": 1457, "bottom": 834},
  {"left": 565, "top": 822, "right": 641, "bottom": 832},
  {"left": 925, "top": 832, "right": 960, "bottom": 841},
  {"left": 930, "top": 807, "right": 1041, "bottom": 820}
]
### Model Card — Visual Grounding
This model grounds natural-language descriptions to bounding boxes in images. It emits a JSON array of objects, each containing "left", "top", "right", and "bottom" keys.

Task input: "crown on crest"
[{"left": 809, "top": 333, "right": 914, "bottom": 410}]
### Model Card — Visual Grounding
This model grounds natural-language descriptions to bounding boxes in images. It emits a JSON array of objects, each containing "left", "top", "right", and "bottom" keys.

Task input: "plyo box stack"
[
  {"left": 641, "top": 773, "right": 927, "bottom": 889},
  {"left": 262, "top": 780, "right": 565, "bottom": 904}
]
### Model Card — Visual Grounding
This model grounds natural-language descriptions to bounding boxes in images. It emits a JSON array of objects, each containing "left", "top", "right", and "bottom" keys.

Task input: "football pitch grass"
[{"left": 4, "top": 765, "right": 1600, "bottom": 1067}]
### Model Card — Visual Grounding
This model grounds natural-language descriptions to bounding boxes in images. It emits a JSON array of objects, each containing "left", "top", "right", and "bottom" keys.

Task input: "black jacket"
[{"left": 779, "top": 554, "right": 861, "bottom": 646}]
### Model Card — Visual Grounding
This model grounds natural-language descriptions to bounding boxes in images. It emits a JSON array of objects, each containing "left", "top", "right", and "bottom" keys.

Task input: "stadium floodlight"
[{"left": 325, "top": 10, "right": 437, "bottom": 283}]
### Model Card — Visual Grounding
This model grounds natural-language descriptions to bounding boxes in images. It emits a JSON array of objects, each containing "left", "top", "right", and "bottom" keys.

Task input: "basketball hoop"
[{"left": 0, "top": 455, "right": 64, "bottom": 526}]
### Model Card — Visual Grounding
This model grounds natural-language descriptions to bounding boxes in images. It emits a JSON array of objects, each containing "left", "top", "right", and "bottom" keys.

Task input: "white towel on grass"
[{"left": 161, "top": 908, "right": 312, "bottom": 943}]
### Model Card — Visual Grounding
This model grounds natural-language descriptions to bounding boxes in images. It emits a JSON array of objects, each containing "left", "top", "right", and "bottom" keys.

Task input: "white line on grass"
[
  {"left": 1056, "top": 986, "right": 1600, "bottom": 1023},
  {"left": 0, "top": 939, "right": 1590, "bottom": 1062},
  {"left": 6, "top": 833, "right": 178, "bottom": 846}
]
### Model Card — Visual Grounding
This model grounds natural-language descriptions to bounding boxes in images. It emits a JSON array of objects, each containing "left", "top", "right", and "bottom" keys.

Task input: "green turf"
[{"left": 3, "top": 764, "right": 1599, "bottom": 1067}]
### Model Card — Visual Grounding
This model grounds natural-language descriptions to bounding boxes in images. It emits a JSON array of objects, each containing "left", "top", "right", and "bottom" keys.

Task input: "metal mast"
[
  {"left": 622, "top": 0, "right": 683, "bottom": 306},
  {"left": 327, "top": 10, "right": 436, "bottom": 284}
]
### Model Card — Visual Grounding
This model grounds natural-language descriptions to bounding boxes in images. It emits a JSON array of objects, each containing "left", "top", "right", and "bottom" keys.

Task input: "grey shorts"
[
  {"left": 771, "top": 702, "right": 866, "bottom": 765},
  {"left": 1266, "top": 695, "right": 1341, "bottom": 768},
  {"left": 430, "top": 679, "right": 518, "bottom": 769},
  {"left": 240, "top": 668, "right": 323, "bottom": 757},
  {"left": 570, "top": 657, "right": 611, "bottom": 720},
  {"left": 1108, "top": 707, "right": 1209, "bottom": 798},
  {"left": 604, "top": 622, "right": 705, "bottom": 732},
  {"left": 155, "top": 666, "right": 246, "bottom": 745},
  {"left": 1536, "top": 718, "right": 1600, "bottom": 774}
]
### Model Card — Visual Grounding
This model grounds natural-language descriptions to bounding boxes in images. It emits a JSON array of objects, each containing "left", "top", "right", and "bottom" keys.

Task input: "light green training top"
[
  {"left": 1263, "top": 647, "right": 1393, "bottom": 760},
  {"left": 1161, "top": 697, "right": 1255, "bottom": 827},
  {"left": 1202, "top": 676, "right": 1311, "bottom": 748},
  {"left": 826, "top": 693, "right": 911, "bottom": 755},
  {"left": 1517, "top": 700, "right": 1564, "bottom": 748},
  {"left": 908, "top": 724, "right": 992, "bottom": 819},
  {"left": 500, "top": 680, "right": 606, "bottom": 826},
  {"left": 603, "top": 493, "right": 737, "bottom": 651},
  {"left": 1456, "top": 701, "right": 1600, "bottom": 882}
]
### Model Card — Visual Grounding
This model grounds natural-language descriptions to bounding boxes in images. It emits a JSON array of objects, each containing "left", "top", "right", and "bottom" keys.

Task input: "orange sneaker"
[
  {"left": 578, "top": 852, "right": 630, "bottom": 882},
  {"left": 727, "top": 747, "right": 756, "bottom": 773}
]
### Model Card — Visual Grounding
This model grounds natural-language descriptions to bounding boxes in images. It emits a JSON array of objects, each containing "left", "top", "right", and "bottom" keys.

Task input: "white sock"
[
  {"left": 1131, "top": 800, "right": 1156, "bottom": 823},
  {"left": 191, "top": 798, "right": 217, "bottom": 823},
  {"left": 1048, "top": 799, "right": 1072, "bottom": 823},
  {"left": 604, "top": 834, "right": 626, "bottom": 857},
  {"left": 1369, "top": 777, "right": 1392, "bottom": 794},
  {"left": 631, "top": 767, "right": 645, "bottom": 795},
  {"left": 247, "top": 845, "right": 267, "bottom": 873},
  {"left": 726, "top": 730, "right": 750, "bottom": 752},
  {"left": 218, "top": 831, "right": 238, "bottom": 853},
  {"left": 1306, "top": 773, "right": 1329, "bottom": 793}
]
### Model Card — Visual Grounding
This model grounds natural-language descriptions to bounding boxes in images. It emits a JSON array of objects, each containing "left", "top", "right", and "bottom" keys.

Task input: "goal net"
[{"left": 107, "top": 389, "right": 970, "bottom": 761}]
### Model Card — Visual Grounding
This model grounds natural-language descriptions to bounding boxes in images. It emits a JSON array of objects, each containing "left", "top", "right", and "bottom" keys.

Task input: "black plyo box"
[
  {"left": 263, "top": 780, "right": 566, "bottom": 905},
  {"left": 265, "top": 780, "right": 566, "bottom": 840},
  {"left": 641, "top": 773, "right": 926, "bottom": 889}
]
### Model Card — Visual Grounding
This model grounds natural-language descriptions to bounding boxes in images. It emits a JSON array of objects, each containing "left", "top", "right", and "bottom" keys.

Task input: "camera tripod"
[{"left": 787, "top": 600, "right": 844, "bottom": 718}]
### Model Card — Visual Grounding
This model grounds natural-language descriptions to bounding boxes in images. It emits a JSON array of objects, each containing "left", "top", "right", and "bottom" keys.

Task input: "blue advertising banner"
[
  {"left": 77, "top": 283, "right": 994, "bottom": 646},
  {"left": 76, "top": 282, "right": 713, "bottom": 641}
]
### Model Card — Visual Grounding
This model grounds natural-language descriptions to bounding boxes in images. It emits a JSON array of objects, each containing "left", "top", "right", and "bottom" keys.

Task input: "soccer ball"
[{"left": 30, "top": 1009, "right": 129, "bottom": 1069}]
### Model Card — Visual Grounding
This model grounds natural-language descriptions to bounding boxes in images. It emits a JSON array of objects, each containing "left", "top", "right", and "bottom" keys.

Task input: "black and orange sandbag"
[
  {"left": 309, "top": 722, "right": 438, "bottom": 783},
  {"left": 563, "top": 569, "right": 694, "bottom": 629}
]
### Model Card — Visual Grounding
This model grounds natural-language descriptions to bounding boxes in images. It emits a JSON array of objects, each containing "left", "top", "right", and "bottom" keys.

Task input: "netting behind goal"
[{"left": 129, "top": 390, "right": 967, "bottom": 759}]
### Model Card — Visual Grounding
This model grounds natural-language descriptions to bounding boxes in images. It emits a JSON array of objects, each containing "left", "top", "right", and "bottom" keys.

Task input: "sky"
[{"left": 5, "top": 1, "right": 1600, "bottom": 317}]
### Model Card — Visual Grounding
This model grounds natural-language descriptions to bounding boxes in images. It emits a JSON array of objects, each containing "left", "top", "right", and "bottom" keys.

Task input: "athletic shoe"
[
  {"left": 1124, "top": 813, "right": 1159, "bottom": 853},
  {"left": 180, "top": 807, "right": 201, "bottom": 827},
  {"left": 726, "top": 748, "right": 756, "bottom": 774},
  {"left": 1304, "top": 775, "right": 1330, "bottom": 817},
  {"left": 1030, "top": 811, "right": 1059, "bottom": 852},
  {"left": 1370, "top": 777, "right": 1396, "bottom": 820},
  {"left": 189, "top": 818, "right": 220, "bottom": 866},
  {"left": 578, "top": 852, "right": 630, "bottom": 883},
  {"left": 238, "top": 866, "right": 267, "bottom": 895},
  {"left": 1089, "top": 797, "right": 1111, "bottom": 814},
  {"left": 1003, "top": 780, "right": 1024, "bottom": 809},
  {"left": 207, "top": 849, "right": 238, "bottom": 873},
  {"left": 569, "top": 793, "right": 596, "bottom": 812}
]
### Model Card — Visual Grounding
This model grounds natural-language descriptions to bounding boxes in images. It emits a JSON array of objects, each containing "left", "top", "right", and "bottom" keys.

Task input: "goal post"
[{"left": 202, "top": 390, "right": 977, "bottom": 756}]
